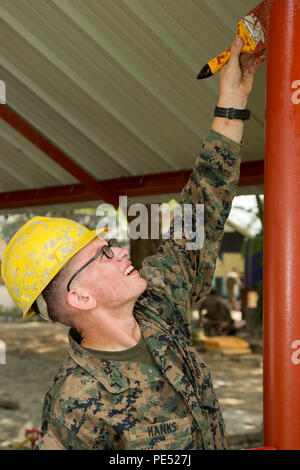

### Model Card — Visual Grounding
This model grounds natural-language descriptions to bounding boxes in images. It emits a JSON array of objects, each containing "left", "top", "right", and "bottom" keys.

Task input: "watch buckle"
[{"left": 226, "top": 108, "right": 235, "bottom": 120}]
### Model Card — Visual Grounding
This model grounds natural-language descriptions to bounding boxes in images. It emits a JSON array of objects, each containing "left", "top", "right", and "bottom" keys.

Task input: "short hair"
[{"left": 40, "top": 262, "right": 73, "bottom": 325}]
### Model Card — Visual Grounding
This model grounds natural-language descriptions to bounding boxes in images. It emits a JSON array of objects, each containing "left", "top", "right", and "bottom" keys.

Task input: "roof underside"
[{"left": 0, "top": 0, "right": 265, "bottom": 213}]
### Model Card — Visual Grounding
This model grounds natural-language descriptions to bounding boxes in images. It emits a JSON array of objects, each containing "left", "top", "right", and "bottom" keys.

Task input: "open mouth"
[{"left": 124, "top": 265, "right": 135, "bottom": 276}]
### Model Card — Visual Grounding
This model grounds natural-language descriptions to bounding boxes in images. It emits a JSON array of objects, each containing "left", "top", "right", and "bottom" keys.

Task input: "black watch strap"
[{"left": 214, "top": 106, "right": 250, "bottom": 121}]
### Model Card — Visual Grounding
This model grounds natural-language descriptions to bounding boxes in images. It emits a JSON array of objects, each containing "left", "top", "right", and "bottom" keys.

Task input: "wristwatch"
[{"left": 214, "top": 106, "right": 250, "bottom": 120}]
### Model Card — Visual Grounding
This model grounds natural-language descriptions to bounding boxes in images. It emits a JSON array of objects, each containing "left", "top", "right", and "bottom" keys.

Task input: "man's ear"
[{"left": 67, "top": 288, "right": 97, "bottom": 311}]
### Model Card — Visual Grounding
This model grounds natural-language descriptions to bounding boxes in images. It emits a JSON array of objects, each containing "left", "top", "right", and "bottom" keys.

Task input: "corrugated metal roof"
[{"left": 0, "top": 0, "right": 265, "bottom": 212}]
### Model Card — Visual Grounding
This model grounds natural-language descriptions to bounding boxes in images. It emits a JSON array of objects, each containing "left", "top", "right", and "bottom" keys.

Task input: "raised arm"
[
  {"left": 138, "top": 39, "right": 265, "bottom": 339},
  {"left": 212, "top": 37, "right": 265, "bottom": 144}
]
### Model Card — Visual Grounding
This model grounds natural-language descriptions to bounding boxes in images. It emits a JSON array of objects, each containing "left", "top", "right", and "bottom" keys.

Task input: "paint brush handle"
[
  {"left": 197, "top": 48, "right": 231, "bottom": 79},
  {"left": 197, "top": 20, "right": 257, "bottom": 79}
]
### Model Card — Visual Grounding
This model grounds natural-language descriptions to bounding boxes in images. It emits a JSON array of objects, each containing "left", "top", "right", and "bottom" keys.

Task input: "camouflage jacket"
[{"left": 35, "top": 130, "right": 242, "bottom": 450}]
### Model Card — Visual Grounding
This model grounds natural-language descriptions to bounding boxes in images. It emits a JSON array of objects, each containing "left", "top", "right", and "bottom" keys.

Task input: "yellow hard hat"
[{"left": 1, "top": 216, "right": 101, "bottom": 320}]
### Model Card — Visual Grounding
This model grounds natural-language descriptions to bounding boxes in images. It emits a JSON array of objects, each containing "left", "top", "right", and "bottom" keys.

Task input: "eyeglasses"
[{"left": 67, "top": 240, "right": 114, "bottom": 292}]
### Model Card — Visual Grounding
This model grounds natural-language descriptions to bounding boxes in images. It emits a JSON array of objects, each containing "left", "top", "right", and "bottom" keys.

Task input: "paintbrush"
[{"left": 197, "top": 0, "right": 270, "bottom": 79}]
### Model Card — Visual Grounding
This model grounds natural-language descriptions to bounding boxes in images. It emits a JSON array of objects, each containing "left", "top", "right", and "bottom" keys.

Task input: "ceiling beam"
[
  {"left": 0, "top": 159, "right": 264, "bottom": 210},
  {"left": 0, "top": 104, "right": 119, "bottom": 207}
]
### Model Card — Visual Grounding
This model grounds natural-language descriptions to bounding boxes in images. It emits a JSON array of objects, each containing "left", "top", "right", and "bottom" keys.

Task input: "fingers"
[
  {"left": 252, "top": 54, "right": 266, "bottom": 71},
  {"left": 245, "top": 53, "right": 266, "bottom": 75},
  {"left": 228, "top": 37, "right": 244, "bottom": 65},
  {"left": 240, "top": 53, "right": 250, "bottom": 66}
]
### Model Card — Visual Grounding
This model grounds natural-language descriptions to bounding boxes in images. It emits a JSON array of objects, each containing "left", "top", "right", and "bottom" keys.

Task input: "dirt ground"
[{"left": 0, "top": 322, "right": 263, "bottom": 450}]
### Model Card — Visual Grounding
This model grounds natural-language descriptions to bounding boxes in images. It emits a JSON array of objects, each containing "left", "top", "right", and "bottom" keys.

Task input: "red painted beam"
[
  {"left": 248, "top": 447, "right": 277, "bottom": 450},
  {"left": 0, "top": 104, "right": 118, "bottom": 207},
  {"left": 0, "top": 159, "right": 264, "bottom": 209},
  {"left": 239, "top": 160, "right": 264, "bottom": 187}
]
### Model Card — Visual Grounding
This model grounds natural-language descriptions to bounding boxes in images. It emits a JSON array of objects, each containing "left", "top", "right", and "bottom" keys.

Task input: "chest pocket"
[
  {"left": 106, "top": 363, "right": 194, "bottom": 450},
  {"left": 126, "top": 417, "right": 192, "bottom": 450}
]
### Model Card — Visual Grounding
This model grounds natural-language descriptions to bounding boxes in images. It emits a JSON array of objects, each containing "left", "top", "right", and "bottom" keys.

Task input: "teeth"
[{"left": 124, "top": 265, "right": 134, "bottom": 276}]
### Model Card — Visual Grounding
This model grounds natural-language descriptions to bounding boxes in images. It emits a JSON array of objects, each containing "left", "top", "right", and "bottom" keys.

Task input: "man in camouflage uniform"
[
  {"left": 5, "top": 38, "right": 264, "bottom": 450},
  {"left": 199, "top": 289, "right": 234, "bottom": 336},
  {"left": 226, "top": 267, "right": 242, "bottom": 311}
]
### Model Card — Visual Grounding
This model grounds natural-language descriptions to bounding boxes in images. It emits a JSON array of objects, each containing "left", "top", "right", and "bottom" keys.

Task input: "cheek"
[
  {"left": 89, "top": 265, "right": 123, "bottom": 302},
  {"left": 89, "top": 266, "right": 147, "bottom": 306}
]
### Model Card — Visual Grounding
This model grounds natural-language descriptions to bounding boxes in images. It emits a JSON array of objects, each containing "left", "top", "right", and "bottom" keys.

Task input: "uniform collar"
[
  {"left": 67, "top": 325, "right": 171, "bottom": 394},
  {"left": 68, "top": 328, "right": 130, "bottom": 393}
]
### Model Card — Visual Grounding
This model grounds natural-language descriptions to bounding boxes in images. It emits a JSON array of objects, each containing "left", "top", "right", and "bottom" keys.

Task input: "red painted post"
[{"left": 264, "top": 0, "right": 300, "bottom": 450}]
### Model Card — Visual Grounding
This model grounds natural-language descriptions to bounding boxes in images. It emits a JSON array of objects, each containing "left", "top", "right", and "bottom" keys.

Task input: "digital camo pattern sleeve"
[{"left": 139, "top": 129, "right": 242, "bottom": 338}]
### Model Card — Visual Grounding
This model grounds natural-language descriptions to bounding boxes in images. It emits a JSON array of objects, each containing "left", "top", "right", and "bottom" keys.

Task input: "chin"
[
  {"left": 137, "top": 276, "right": 147, "bottom": 292},
  {"left": 133, "top": 276, "right": 147, "bottom": 298},
  {"left": 123, "top": 275, "right": 147, "bottom": 302}
]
